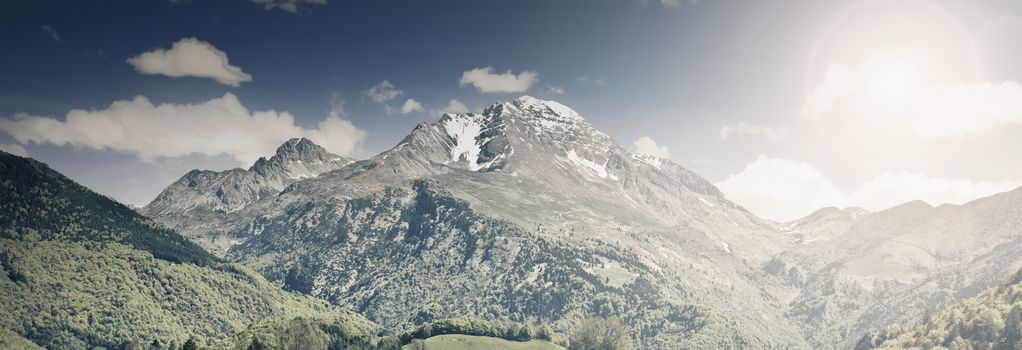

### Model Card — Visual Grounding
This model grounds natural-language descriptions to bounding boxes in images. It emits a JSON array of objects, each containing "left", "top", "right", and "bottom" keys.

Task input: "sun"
[{"left": 862, "top": 53, "right": 923, "bottom": 102}]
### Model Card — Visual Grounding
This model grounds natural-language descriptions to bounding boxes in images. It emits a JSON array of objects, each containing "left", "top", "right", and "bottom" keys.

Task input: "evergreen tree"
[
  {"left": 182, "top": 338, "right": 197, "bottom": 350},
  {"left": 247, "top": 337, "right": 265, "bottom": 350},
  {"left": 538, "top": 324, "right": 555, "bottom": 341},
  {"left": 569, "top": 317, "right": 631, "bottom": 350}
]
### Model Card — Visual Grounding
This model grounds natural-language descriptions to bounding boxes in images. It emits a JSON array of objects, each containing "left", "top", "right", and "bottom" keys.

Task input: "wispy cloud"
[
  {"left": 249, "top": 0, "right": 327, "bottom": 13},
  {"left": 543, "top": 85, "right": 565, "bottom": 95},
  {"left": 40, "top": 25, "right": 64, "bottom": 44},
  {"left": 577, "top": 76, "right": 607, "bottom": 87},
  {"left": 364, "top": 80, "right": 403, "bottom": 104},
  {"left": 719, "top": 123, "right": 789, "bottom": 143}
]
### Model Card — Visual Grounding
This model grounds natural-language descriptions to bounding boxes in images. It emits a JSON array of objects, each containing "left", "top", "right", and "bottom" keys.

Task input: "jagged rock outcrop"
[{"left": 142, "top": 137, "right": 353, "bottom": 255}]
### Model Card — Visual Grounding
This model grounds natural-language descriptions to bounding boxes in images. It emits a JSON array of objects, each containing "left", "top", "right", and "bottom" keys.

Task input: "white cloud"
[
  {"left": 847, "top": 172, "right": 1021, "bottom": 211},
  {"left": 801, "top": 63, "right": 858, "bottom": 119},
  {"left": 717, "top": 156, "right": 1022, "bottom": 221},
  {"left": 435, "top": 99, "right": 469, "bottom": 114},
  {"left": 459, "top": 67, "right": 538, "bottom": 93},
  {"left": 364, "top": 80, "right": 403, "bottom": 104},
  {"left": 543, "top": 85, "right": 565, "bottom": 95},
  {"left": 0, "top": 93, "right": 365, "bottom": 165},
  {"left": 127, "top": 37, "right": 252, "bottom": 86},
  {"left": 249, "top": 0, "right": 327, "bottom": 12},
  {"left": 716, "top": 155, "right": 846, "bottom": 222},
  {"left": 910, "top": 81, "right": 1022, "bottom": 137},
  {"left": 400, "top": 98, "right": 423, "bottom": 114},
  {"left": 0, "top": 143, "right": 28, "bottom": 157},
  {"left": 719, "top": 123, "right": 789, "bottom": 143},
  {"left": 631, "top": 136, "right": 671, "bottom": 158}
]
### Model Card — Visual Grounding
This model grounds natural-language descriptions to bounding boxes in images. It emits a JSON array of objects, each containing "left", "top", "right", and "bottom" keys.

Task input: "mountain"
[
  {"left": 145, "top": 96, "right": 807, "bottom": 348},
  {"left": 761, "top": 188, "right": 1022, "bottom": 348},
  {"left": 0, "top": 151, "right": 380, "bottom": 349},
  {"left": 855, "top": 268, "right": 1022, "bottom": 349},
  {"left": 142, "top": 96, "right": 1022, "bottom": 349},
  {"left": 142, "top": 137, "right": 353, "bottom": 256}
]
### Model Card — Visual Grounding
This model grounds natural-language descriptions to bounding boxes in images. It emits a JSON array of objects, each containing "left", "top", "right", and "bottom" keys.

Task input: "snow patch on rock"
[
  {"left": 442, "top": 115, "right": 485, "bottom": 170},
  {"left": 566, "top": 149, "right": 611, "bottom": 179}
]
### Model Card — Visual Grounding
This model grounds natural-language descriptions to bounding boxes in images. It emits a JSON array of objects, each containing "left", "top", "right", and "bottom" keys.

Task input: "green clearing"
[{"left": 402, "top": 334, "right": 563, "bottom": 350}]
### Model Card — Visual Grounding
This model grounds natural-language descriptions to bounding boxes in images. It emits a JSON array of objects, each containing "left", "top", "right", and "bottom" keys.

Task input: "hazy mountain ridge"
[{"left": 763, "top": 187, "right": 1022, "bottom": 348}]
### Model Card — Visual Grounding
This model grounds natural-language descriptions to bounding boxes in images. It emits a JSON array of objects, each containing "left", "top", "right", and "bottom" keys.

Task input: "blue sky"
[{"left": 3, "top": 0, "right": 1022, "bottom": 221}]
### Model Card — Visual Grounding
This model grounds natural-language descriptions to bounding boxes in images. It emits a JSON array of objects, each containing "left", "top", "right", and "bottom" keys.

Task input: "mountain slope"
[
  {"left": 145, "top": 97, "right": 807, "bottom": 348},
  {"left": 229, "top": 179, "right": 784, "bottom": 348},
  {"left": 762, "top": 188, "right": 1022, "bottom": 348},
  {"left": 0, "top": 239, "right": 378, "bottom": 349},
  {"left": 0, "top": 151, "right": 379, "bottom": 349},
  {"left": 0, "top": 151, "right": 215, "bottom": 265},
  {"left": 856, "top": 268, "right": 1022, "bottom": 349}
]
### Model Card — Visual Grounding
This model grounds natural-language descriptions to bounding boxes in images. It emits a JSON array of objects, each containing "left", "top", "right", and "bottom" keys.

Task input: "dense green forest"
[
  {"left": 0, "top": 238, "right": 380, "bottom": 349},
  {"left": 857, "top": 269, "right": 1022, "bottom": 350},
  {"left": 0, "top": 152, "right": 215, "bottom": 265}
]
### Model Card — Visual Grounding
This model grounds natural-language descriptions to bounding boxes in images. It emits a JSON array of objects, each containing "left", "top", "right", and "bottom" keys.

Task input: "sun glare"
[{"left": 862, "top": 53, "right": 923, "bottom": 102}]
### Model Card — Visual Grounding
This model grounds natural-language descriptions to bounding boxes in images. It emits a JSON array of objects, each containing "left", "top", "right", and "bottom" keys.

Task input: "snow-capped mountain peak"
[{"left": 501, "top": 95, "right": 586, "bottom": 123}]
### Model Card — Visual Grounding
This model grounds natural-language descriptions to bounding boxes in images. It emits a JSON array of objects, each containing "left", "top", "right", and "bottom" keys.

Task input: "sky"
[{"left": 2, "top": 0, "right": 1022, "bottom": 221}]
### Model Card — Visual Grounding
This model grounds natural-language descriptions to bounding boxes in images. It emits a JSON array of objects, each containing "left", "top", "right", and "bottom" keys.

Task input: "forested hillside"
[
  {"left": 0, "top": 152, "right": 215, "bottom": 265},
  {"left": 0, "top": 239, "right": 379, "bottom": 349},
  {"left": 0, "top": 151, "right": 381, "bottom": 349},
  {"left": 857, "top": 269, "right": 1022, "bottom": 349}
]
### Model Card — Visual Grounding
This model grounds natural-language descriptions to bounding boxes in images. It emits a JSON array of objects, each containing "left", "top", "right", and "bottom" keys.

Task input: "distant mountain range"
[{"left": 4, "top": 96, "right": 1022, "bottom": 349}]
